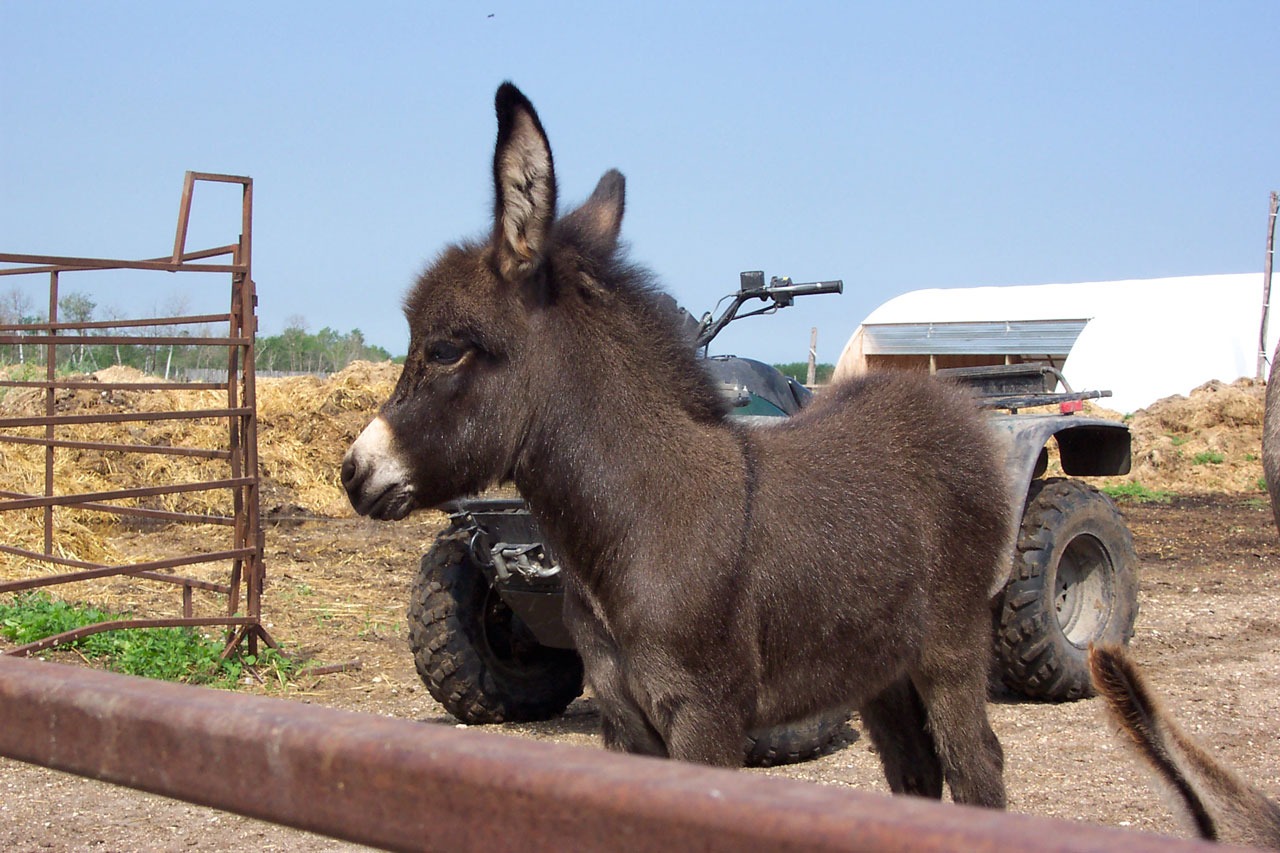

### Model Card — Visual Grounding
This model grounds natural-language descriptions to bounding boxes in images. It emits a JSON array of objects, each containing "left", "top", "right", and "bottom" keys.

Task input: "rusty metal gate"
[
  {"left": 0, "top": 655, "right": 1223, "bottom": 852},
  {"left": 0, "top": 171, "right": 269, "bottom": 656}
]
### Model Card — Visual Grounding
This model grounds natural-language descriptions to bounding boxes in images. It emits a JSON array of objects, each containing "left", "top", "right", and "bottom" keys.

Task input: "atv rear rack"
[{"left": 937, "top": 363, "right": 1113, "bottom": 414}]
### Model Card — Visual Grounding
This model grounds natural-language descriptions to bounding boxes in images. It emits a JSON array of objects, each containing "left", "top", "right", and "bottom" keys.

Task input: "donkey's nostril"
[{"left": 341, "top": 454, "right": 358, "bottom": 489}]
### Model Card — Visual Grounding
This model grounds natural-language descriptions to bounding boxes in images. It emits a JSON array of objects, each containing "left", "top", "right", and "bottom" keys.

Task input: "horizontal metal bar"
[
  {"left": 0, "top": 476, "right": 255, "bottom": 512},
  {"left": 132, "top": 571, "right": 233, "bottom": 594},
  {"left": 0, "top": 380, "right": 228, "bottom": 391},
  {"left": 0, "top": 547, "right": 256, "bottom": 592},
  {"left": 0, "top": 313, "right": 231, "bottom": 333},
  {"left": 0, "top": 433, "right": 232, "bottom": 459},
  {"left": 0, "top": 334, "right": 248, "bottom": 346},
  {"left": 0, "top": 546, "right": 242, "bottom": 580},
  {"left": 0, "top": 244, "right": 240, "bottom": 277},
  {"left": 0, "top": 253, "right": 245, "bottom": 275},
  {"left": 0, "top": 543, "right": 99, "bottom": 570},
  {"left": 0, "top": 656, "right": 1215, "bottom": 853},
  {"left": 2, "top": 617, "right": 254, "bottom": 658},
  {"left": 0, "top": 406, "right": 252, "bottom": 429},
  {"left": 0, "top": 491, "right": 235, "bottom": 523},
  {"left": 67, "top": 503, "right": 236, "bottom": 525},
  {"left": 188, "top": 172, "right": 252, "bottom": 185}
]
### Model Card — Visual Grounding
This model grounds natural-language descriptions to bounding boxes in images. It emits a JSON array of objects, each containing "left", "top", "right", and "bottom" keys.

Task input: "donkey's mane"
[{"left": 548, "top": 214, "right": 730, "bottom": 426}]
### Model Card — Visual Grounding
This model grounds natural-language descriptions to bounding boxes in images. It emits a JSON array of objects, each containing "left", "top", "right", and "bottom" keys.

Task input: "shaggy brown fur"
[
  {"left": 344, "top": 82, "right": 1015, "bottom": 808},
  {"left": 1090, "top": 645, "right": 1280, "bottom": 847}
]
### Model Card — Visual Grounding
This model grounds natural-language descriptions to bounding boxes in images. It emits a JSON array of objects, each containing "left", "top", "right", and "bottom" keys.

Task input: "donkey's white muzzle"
[{"left": 342, "top": 417, "right": 417, "bottom": 520}]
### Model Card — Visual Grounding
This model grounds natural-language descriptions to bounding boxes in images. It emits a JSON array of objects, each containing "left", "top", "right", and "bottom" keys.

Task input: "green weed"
[
  {"left": 1192, "top": 451, "right": 1225, "bottom": 465},
  {"left": 0, "top": 592, "right": 298, "bottom": 687},
  {"left": 1101, "top": 482, "right": 1173, "bottom": 504}
]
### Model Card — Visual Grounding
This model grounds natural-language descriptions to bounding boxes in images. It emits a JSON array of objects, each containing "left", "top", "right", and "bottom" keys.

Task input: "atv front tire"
[
  {"left": 993, "top": 478, "right": 1139, "bottom": 701},
  {"left": 408, "top": 529, "right": 585, "bottom": 723}
]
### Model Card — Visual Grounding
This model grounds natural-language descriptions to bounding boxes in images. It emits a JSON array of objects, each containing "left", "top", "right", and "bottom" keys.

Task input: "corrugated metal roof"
[{"left": 860, "top": 318, "right": 1089, "bottom": 356}]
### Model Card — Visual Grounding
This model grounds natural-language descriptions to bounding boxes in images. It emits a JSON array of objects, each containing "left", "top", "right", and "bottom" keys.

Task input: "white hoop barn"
[{"left": 833, "top": 274, "right": 1272, "bottom": 413}]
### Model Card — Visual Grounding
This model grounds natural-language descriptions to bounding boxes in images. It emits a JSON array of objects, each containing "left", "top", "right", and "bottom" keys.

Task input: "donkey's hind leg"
[
  {"left": 914, "top": 647, "right": 1006, "bottom": 809},
  {"left": 859, "top": 675, "right": 944, "bottom": 799}
]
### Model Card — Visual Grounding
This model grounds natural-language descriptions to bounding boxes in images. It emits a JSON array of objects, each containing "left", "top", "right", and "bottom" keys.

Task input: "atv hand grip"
[{"left": 770, "top": 279, "right": 844, "bottom": 297}]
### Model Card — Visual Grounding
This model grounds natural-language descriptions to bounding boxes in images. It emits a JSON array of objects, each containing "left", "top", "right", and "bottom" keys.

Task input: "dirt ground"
[{"left": 2, "top": 493, "right": 1279, "bottom": 851}]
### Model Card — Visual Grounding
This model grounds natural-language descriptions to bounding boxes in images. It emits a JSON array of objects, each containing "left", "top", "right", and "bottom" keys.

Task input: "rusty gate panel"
[
  {"left": 0, "top": 656, "right": 1228, "bottom": 853},
  {"left": 0, "top": 171, "right": 269, "bottom": 655}
]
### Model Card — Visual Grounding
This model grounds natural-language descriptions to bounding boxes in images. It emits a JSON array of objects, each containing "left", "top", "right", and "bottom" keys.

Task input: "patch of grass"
[
  {"left": 1102, "top": 482, "right": 1173, "bottom": 504},
  {"left": 1168, "top": 434, "right": 1189, "bottom": 446},
  {"left": 1192, "top": 450, "right": 1225, "bottom": 466},
  {"left": 1259, "top": 476, "right": 1269, "bottom": 493},
  {"left": 0, "top": 592, "right": 298, "bottom": 687},
  {"left": 1244, "top": 452, "right": 1259, "bottom": 462}
]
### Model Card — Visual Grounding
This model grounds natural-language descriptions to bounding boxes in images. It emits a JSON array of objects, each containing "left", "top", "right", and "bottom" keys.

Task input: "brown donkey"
[
  {"left": 1090, "top": 645, "right": 1280, "bottom": 847},
  {"left": 343, "top": 83, "right": 1014, "bottom": 808}
]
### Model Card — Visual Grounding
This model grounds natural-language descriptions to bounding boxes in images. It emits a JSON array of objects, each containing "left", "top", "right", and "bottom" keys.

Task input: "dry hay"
[
  {"left": 1, "top": 361, "right": 401, "bottom": 592},
  {"left": 256, "top": 360, "right": 401, "bottom": 518}
]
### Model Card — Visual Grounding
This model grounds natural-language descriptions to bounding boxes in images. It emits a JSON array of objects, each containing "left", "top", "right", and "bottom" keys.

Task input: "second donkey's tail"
[{"left": 1088, "top": 644, "right": 1280, "bottom": 848}]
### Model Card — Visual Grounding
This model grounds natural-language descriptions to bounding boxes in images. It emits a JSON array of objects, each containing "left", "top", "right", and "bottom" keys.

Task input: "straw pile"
[{"left": 256, "top": 360, "right": 400, "bottom": 517}]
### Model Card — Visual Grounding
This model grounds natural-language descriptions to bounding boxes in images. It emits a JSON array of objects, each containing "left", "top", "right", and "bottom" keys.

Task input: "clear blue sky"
[{"left": 3, "top": 2, "right": 1277, "bottom": 365}]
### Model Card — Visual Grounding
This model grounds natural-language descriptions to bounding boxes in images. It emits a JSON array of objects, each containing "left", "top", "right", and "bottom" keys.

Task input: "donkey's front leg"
[
  {"left": 600, "top": 707, "right": 667, "bottom": 757},
  {"left": 659, "top": 701, "right": 747, "bottom": 767},
  {"left": 563, "top": 588, "right": 668, "bottom": 757}
]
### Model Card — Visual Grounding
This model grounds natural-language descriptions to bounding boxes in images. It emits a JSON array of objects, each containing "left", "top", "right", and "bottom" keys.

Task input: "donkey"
[
  {"left": 343, "top": 82, "right": 1015, "bottom": 808},
  {"left": 1090, "top": 645, "right": 1280, "bottom": 847}
]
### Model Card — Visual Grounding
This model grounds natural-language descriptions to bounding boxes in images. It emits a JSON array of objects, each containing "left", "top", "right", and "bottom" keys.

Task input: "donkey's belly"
[{"left": 750, "top": 588, "right": 929, "bottom": 724}]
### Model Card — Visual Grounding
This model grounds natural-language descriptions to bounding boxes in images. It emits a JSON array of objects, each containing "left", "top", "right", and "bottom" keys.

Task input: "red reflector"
[{"left": 1060, "top": 400, "right": 1083, "bottom": 414}]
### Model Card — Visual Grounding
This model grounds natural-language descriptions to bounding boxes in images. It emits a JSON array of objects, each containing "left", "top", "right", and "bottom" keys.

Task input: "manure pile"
[{"left": 1088, "top": 377, "right": 1269, "bottom": 496}]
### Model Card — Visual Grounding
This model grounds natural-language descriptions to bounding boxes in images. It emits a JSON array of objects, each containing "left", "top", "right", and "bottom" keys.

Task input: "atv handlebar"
[
  {"left": 752, "top": 278, "right": 844, "bottom": 307},
  {"left": 694, "top": 271, "right": 843, "bottom": 349}
]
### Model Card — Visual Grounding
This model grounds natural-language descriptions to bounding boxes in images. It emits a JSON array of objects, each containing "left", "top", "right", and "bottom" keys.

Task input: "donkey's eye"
[{"left": 427, "top": 341, "right": 465, "bottom": 365}]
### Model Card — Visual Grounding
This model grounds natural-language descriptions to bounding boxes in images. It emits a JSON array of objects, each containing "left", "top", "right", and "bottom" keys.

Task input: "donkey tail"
[{"left": 1089, "top": 644, "right": 1280, "bottom": 848}]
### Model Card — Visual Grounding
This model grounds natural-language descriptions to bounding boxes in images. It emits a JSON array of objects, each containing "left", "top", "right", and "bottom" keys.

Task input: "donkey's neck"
[{"left": 510, "top": 338, "right": 749, "bottom": 589}]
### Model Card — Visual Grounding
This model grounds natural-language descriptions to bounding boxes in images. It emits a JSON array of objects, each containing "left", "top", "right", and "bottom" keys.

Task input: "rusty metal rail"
[
  {"left": 0, "top": 171, "right": 268, "bottom": 656},
  {"left": 0, "top": 656, "right": 1227, "bottom": 853}
]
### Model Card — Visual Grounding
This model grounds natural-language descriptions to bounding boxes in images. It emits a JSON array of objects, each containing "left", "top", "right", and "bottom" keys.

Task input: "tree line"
[
  {"left": 256, "top": 318, "right": 394, "bottom": 374},
  {"left": 0, "top": 290, "right": 394, "bottom": 378},
  {"left": 772, "top": 361, "right": 836, "bottom": 385}
]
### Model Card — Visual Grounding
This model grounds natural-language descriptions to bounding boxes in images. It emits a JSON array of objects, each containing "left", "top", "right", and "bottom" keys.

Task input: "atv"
[{"left": 405, "top": 272, "right": 1138, "bottom": 764}]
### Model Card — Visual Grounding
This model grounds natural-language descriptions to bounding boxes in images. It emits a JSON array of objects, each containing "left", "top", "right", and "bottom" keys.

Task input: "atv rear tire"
[
  {"left": 745, "top": 709, "right": 850, "bottom": 767},
  {"left": 993, "top": 478, "right": 1139, "bottom": 702},
  {"left": 408, "top": 529, "right": 585, "bottom": 723}
]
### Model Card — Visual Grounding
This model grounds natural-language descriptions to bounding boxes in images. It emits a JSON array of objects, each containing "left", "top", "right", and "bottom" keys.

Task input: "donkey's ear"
[
  {"left": 561, "top": 169, "right": 626, "bottom": 251},
  {"left": 492, "top": 83, "right": 557, "bottom": 281}
]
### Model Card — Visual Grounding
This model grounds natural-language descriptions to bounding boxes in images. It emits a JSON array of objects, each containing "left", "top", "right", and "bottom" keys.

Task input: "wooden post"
[
  {"left": 1258, "top": 191, "right": 1278, "bottom": 381},
  {"left": 806, "top": 327, "right": 818, "bottom": 386}
]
